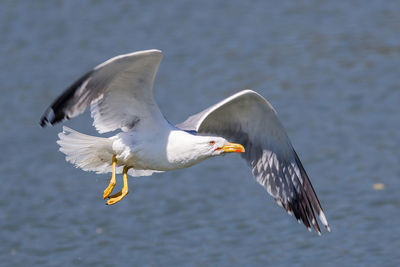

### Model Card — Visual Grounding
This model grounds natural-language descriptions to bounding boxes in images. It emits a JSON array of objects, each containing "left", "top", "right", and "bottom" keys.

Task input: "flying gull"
[{"left": 40, "top": 49, "right": 330, "bottom": 234}]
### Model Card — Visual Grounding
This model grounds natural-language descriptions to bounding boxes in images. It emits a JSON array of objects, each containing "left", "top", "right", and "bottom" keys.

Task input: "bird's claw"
[{"left": 104, "top": 164, "right": 131, "bottom": 205}]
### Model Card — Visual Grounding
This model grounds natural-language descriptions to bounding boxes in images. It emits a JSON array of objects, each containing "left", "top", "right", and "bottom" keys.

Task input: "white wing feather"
[{"left": 40, "top": 49, "right": 167, "bottom": 133}]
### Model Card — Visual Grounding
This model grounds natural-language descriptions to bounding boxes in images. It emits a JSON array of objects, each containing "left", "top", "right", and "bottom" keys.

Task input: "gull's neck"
[{"left": 165, "top": 129, "right": 212, "bottom": 169}]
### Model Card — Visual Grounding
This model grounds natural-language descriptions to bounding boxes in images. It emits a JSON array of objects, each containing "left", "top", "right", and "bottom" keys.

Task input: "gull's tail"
[{"left": 57, "top": 126, "right": 114, "bottom": 174}]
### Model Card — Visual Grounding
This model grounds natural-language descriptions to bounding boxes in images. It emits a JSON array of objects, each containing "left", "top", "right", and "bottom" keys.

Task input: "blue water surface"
[{"left": 0, "top": 1, "right": 399, "bottom": 266}]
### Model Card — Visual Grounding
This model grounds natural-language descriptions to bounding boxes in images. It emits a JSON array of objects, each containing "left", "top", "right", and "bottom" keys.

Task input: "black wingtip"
[
  {"left": 292, "top": 149, "right": 329, "bottom": 234},
  {"left": 39, "top": 107, "right": 55, "bottom": 128},
  {"left": 39, "top": 69, "right": 94, "bottom": 129},
  {"left": 40, "top": 115, "right": 49, "bottom": 127}
]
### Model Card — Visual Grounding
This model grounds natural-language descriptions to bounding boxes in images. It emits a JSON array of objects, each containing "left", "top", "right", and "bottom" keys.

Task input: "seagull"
[{"left": 40, "top": 49, "right": 330, "bottom": 234}]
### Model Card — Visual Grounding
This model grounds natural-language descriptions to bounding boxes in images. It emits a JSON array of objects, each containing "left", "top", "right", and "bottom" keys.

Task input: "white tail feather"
[
  {"left": 57, "top": 126, "right": 114, "bottom": 174},
  {"left": 57, "top": 126, "right": 162, "bottom": 177}
]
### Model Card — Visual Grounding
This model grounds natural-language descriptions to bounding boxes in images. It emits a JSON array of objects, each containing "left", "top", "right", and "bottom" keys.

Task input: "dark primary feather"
[
  {"left": 178, "top": 90, "right": 330, "bottom": 234},
  {"left": 40, "top": 70, "right": 94, "bottom": 127}
]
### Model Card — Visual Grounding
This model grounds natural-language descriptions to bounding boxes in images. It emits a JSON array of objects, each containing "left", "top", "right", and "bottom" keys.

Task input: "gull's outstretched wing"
[
  {"left": 177, "top": 90, "right": 330, "bottom": 234},
  {"left": 40, "top": 49, "right": 166, "bottom": 133}
]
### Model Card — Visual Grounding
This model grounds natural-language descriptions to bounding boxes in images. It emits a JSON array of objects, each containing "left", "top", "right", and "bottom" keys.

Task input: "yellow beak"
[{"left": 220, "top": 142, "right": 245, "bottom": 153}]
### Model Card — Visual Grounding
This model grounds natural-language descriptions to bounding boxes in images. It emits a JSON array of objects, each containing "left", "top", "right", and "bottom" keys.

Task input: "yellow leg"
[
  {"left": 106, "top": 166, "right": 131, "bottom": 205},
  {"left": 103, "top": 155, "right": 117, "bottom": 199}
]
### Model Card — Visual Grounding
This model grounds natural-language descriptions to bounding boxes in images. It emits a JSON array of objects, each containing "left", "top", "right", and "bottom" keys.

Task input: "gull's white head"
[
  {"left": 166, "top": 130, "right": 245, "bottom": 168},
  {"left": 191, "top": 135, "right": 245, "bottom": 157}
]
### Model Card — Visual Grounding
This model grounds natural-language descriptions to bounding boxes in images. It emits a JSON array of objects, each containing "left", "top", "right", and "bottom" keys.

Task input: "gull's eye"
[{"left": 209, "top": 141, "right": 215, "bottom": 145}]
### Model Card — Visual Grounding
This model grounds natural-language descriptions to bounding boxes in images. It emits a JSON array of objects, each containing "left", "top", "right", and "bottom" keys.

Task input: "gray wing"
[
  {"left": 177, "top": 90, "right": 330, "bottom": 234},
  {"left": 40, "top": 49, "right": 166, "bottom": 133}
]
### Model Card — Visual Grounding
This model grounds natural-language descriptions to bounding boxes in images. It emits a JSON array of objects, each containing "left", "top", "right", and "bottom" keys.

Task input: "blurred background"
[{"left": 0, "top": 0, "right": 399, "bottom": 266}]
